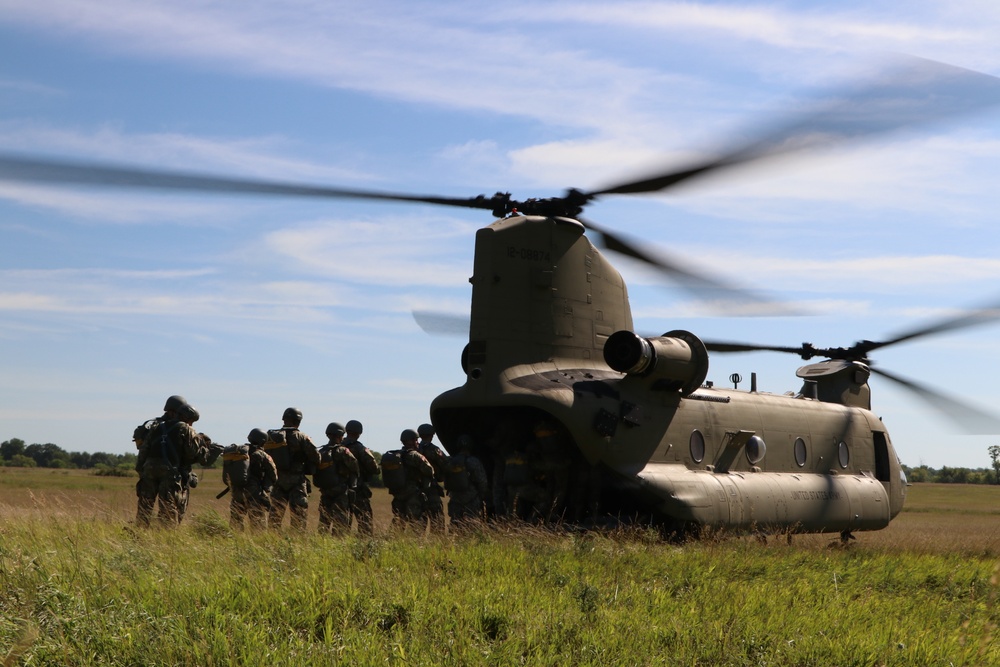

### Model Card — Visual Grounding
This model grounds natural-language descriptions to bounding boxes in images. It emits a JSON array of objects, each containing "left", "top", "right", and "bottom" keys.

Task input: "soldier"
[
  {"left": 174, "top": 403, "right": 223, "bottom": 523},
  {"left": 343, "top": 419, "right": 380, "bottom": 536},
  {"left": 222, "top": 428, "right": 278, "bottom": 530},
  {"left": 265, "top": 407, "right": 320, "bottom": 531},
  {"left": 381, "top": 429, "right": 435, "bottom": 532},
  {"left": 444, "top": 433, "right": 489, "bottom": 529},
  {"left": 503, "top": 435, "right": 551, "bottom": 523},
  {"left": 314, "top": 422, "right": 359, "bottom": 536},
  {"left": 135, "top": 395, "right": 210, "bottom": 527},
  {"left": 416, "top": 423, "right": 447, "bottom": 533},
  {"left": 532, "top": 420, "right": 572, "bottom": 522}
]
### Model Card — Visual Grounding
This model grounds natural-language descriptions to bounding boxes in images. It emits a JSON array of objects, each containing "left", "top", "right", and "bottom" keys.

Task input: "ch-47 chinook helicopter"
[{"left": 4, "top": 57, "right": 1000, "bottom": 541}]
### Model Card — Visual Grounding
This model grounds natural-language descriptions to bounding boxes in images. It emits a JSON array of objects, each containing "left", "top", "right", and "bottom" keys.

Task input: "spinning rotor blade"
[
  {"left": 870, "top": 366, "right": 1000, "bottom": 435},
  {"left": 580, "top": 217, "right": 799, "bottom": 316},
  {"left": 0, "top": 153, "right": 507, "bottom": 213},
  {"left": 703, "top": 340, "right": 811, "bottom": 356},
  {"left": 865, "top": 297, "right": 1000, "bottom": 355},
  {"left": 586, "top": 57, "right": 1000, "bottom": 199}
]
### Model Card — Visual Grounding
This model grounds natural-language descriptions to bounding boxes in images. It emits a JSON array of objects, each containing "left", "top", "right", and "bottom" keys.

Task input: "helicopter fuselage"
[{"left": 430, "top": 214, "right": 906, "bottom": 535}]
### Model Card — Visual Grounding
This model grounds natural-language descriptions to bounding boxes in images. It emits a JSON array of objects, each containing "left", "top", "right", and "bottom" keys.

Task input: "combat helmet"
[
  {"left": 163, "top": 395, "right": 189, "bottom": 414},
  {"left": 248, "top": 428, "right": 268, "bottom": 447},
  {"left": 417, "top": 423, "right": 435, "bottom": 438},
  {"left": 345, "top": 419, "right": 363, "bottom": 435},
  {"left": 326, "top": 422, "right": 346, "bottom": 439},
  {"left": 400, "top": 428, "right": 419, "bottom": 443},
  {"left": 180, "top": 403, "right": 200, "bottom": 424},
  {"left": 282, "top": 407, "right": 303, "bottom": 426},
  {"left": 456, "top": 433, "right": 475, "bottom": 451}
]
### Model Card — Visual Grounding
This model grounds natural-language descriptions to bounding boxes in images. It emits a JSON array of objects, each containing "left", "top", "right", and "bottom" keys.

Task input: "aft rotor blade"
[
  {"left": 581, "top": 217, "right": 800, "bottom": 316},
  {"left": 412, "top": 310, "right": 469, "bottom": 336},
  {"left": 871, "top": 366, "right": 1000, "bottom": 434},
  {"left": 0, "top": 153, "right": 501, "bottom": 212},
  {"left": 866, "top": 296, "right": 1000, "bottom": 354},
  {"left": 587, "top": 57, "right": 1000, "bottom": 198}
]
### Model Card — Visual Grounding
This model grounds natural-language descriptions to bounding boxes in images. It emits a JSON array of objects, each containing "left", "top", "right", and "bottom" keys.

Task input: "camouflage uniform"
[
  {"left": 444, "top": 446, "right": 489, "bottom": 527},
  {"left": 223, "top": 434, "right": 278, "bottom": 531},
  {"left": 417, "top": 426, "right": 448, "bottom": 533},
  {"left": 344, "top": 431, "right": 379, "bottom": 536},
  {"left": 135, "top": 417, "right": 205, "bottom": 526},
  {"left": 382, "top": 430, "right": 435, "bottom": 531},
  {"left": 266, "top": 409, "right": 320, "bottom": 531},
  {"left": 314, "top": 434, "right": 359, "bottom": 536},
  {"left": 503, "top": 442, "right": 551, "bottom": 523}
]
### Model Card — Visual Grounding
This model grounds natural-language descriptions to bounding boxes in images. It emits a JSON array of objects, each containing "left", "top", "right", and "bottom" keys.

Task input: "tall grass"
[{"left": 1, "top": 512, "right": 998, "bottom": 666}]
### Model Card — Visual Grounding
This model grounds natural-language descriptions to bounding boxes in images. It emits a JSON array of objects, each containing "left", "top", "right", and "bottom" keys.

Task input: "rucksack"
[
  {"left": 133, "top": 418, "right": 160, "bottom": 449},
  {"left": 444, "top": 454, "right": 471, "bottom": 493},
  {"left": 264, "top": 429, "right": 290, "bottom": 471},
  {"left": 222, "top": 444, "right": 251, "bottom": 488},
  {"left": 313, "top": 446, "right": 348, "bottom": 490},
  {"left": 380, "top": 449, "right": 408, "bottom": 492}
]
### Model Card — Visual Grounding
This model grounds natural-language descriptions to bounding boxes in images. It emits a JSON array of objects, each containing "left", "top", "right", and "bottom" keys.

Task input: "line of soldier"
[{"left": 132, "top": 396, "right": 491, "bottom": 533}]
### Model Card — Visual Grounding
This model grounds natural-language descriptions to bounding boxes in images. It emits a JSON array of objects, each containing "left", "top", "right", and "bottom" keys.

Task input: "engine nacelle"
[{"left": 603, "top": 329, "right": 710, "bottom": 396}]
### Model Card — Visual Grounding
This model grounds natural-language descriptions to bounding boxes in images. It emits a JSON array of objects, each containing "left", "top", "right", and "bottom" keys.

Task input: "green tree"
[
  {"left": 1, "top": 438, "right": 26, "bottom": 461},
  {"left": 989, "top": 445, "right": 1000, "bottom": 485}
]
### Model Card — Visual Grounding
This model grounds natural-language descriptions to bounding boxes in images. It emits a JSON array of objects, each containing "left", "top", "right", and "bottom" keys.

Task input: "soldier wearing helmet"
[
  {"left": 443, "top": 434, "right": 490, "bottom": 529},
  {"left": 314, "top": 422, "right": 359, "bottom": 536},
  {"left": 381, "top": 428, "right": 435, "bottom": 531},
  {"left": 134, "top": 395, "right": 206, "bottom": 527},
  {"left": 223, "top": 428, "right": 278, "bottom": 530},
  {"left": 266, "top": 407, "right": 320, "bottom": 531},
  {"left": 416, "top": 423, "right": 447, "bottom": 533},
  {"left": 173, "top": 403, "right": 223, "bottom": 524},
  {"left": 342, "top": 419, "right": 379, "bottom": 536}
]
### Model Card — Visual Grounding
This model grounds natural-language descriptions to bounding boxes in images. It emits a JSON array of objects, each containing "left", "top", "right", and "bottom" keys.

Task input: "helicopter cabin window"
[
  {"left": 838, "top": 441, "right": 850, "bottom": 468},
  {"left": 793, "top": 437, "right": 807, "bottom": 467},
  {"left": 689, "top": 430, "right": 705, "bottom": 463},
  {"left": 746, "top": 435, "right": 766, "bottom": 465}
]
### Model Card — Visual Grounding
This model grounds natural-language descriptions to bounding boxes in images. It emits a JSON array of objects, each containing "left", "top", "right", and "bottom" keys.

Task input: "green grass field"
[{"left": 1, "top": 469, "right": 999, "bottom": 665}]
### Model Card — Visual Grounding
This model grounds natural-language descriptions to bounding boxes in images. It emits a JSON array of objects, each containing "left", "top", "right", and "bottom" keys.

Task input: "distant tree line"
[
  {"left": 2, "top": 438, "right": 136, "bottom": 474},
  {"left": 900, "top": 463, "right": 998, "bottom": 485}
]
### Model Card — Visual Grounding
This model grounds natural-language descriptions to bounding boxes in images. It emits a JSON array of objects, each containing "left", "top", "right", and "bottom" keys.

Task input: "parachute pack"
[
  {"left": 264, "top": 429, "right": 290, "bottom": 470},
  {"left": 222, "top": 444, "right": 251, "bottom": 488},
  {"left": 445, "top": 454, "right": 471, "bottom": 493},
  {"left": 380, "top": 449, "right": 407, "bottom": 492}
]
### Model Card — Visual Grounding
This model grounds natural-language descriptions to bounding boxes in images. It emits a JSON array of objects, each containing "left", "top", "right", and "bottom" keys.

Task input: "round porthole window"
[
  {"left": 746, "top": 435, "right": 766, "bottom": 465},
  {"left": 838, "top": 441, "right": 850, "bottom": 468},
  {"left": 689, "top": 430, "right": 705, "bottom": 463},
  {"left": 793, "top": 437, "right": 807, "bottom": 467}
]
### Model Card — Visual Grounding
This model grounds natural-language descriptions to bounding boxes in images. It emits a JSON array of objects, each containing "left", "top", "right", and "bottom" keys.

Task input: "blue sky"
[{"left": 2, "top": 0, "right": 1000, "bottom": 467}]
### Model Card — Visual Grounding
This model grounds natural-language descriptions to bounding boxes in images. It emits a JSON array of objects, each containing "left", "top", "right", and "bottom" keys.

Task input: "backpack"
[
  {"left": 264, "top": 429, "right": 290, "bottom": 471},
  {"left": 380, "top": 449, "right": 408, "bottom": 493},
  {"left": 444, "top": 454, "right": 471, "bottom": 493},
  {"left": 133, "top": 418, "right": 160, "bottom": 449},
  {"left": 222, "top": 444, "right": 251, "bottom": 488},
  {"left": 504, "top": 452, "right": 530, "bottom": 486},
  {"left": 313, "top": 446, "right": 347, "bottom": 490}
]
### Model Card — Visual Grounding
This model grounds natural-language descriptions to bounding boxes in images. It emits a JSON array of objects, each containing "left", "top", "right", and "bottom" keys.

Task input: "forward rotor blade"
[
  {"left": 868, "top": 296, "right": 1000, "bottom": 353},
  {"left": 0, "top": 153, "right": 500, "bottom": 211},
  {"left": 871, "top": 366, "right": 1000, "bottom": 435},
  {"left": 580, "top": 217, "right": 800, "bottom": 316},
  {"left": 588, "top": 57, "right": 1000, "bottom": 198},
  {"left": 703, "top": 340, "right": 808, "bottom": 355}
]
